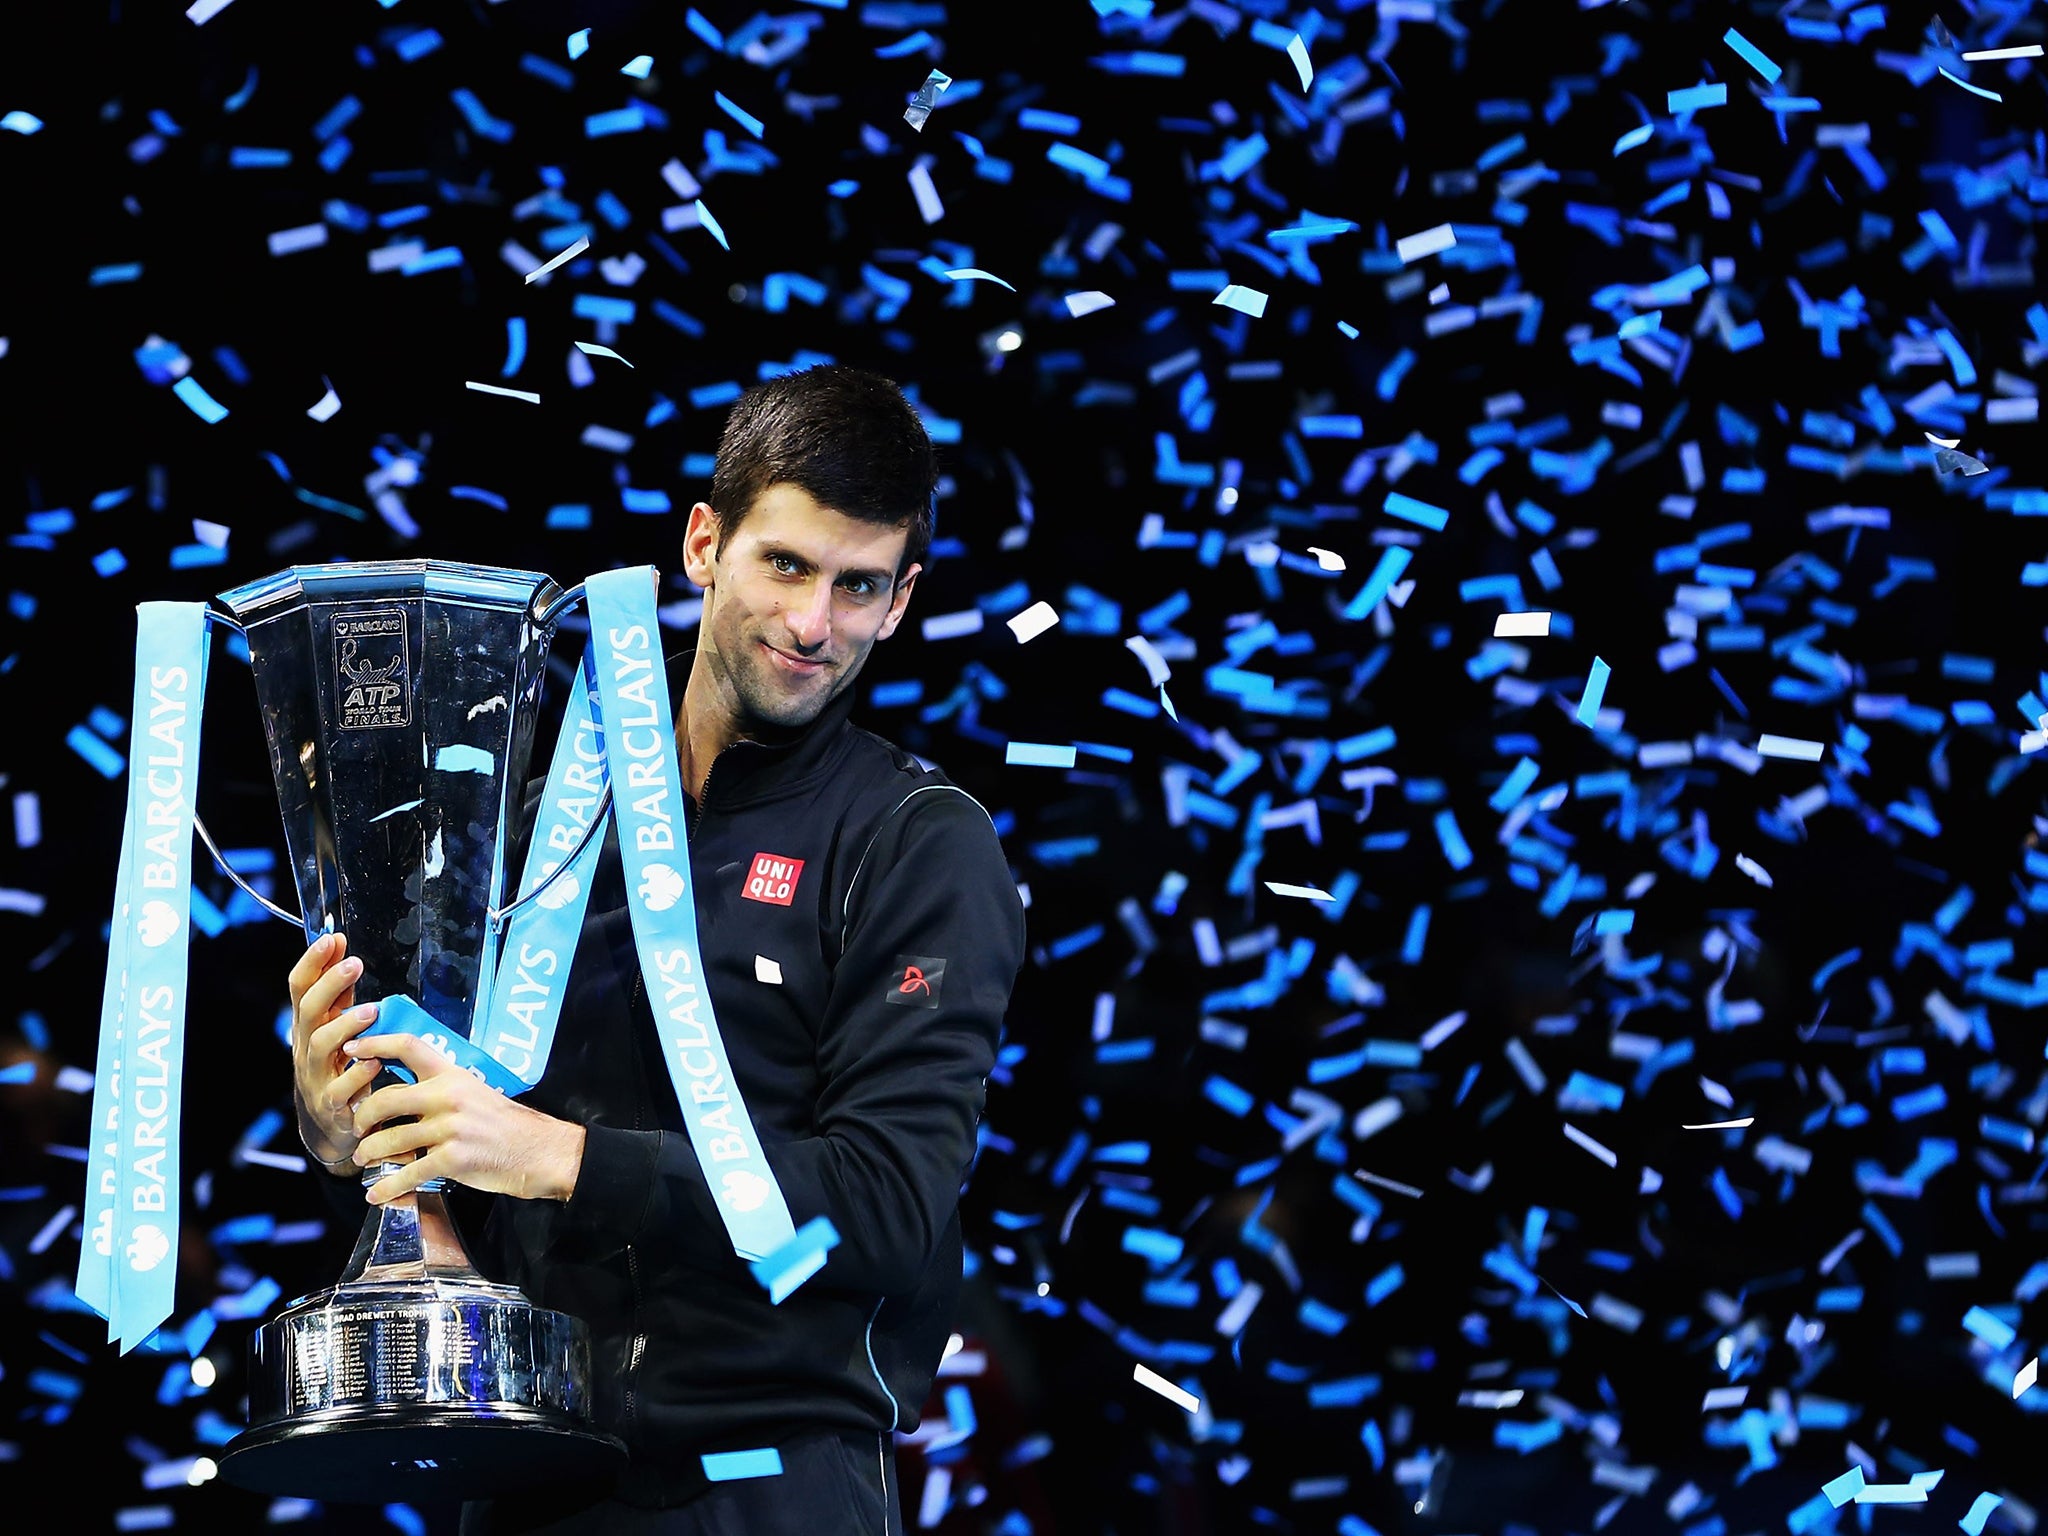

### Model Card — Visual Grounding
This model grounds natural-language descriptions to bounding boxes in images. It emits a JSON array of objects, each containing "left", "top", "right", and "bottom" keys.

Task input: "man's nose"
[{"left": 783, "top": 582, "right": 833, "bottom": 651}]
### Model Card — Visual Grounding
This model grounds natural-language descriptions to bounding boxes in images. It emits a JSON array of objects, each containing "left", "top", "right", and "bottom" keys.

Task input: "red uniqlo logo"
[{"left": 742, "top": 852, "right": 804, "bottom": 906}]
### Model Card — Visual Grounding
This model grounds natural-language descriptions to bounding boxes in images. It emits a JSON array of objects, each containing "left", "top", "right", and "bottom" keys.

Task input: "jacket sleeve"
[{"left": 559, "top": 785, "right": 1026, "bottom": 1294}]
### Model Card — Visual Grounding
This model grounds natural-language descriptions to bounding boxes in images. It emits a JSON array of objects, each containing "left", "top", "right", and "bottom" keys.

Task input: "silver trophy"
[{"left": 202, "top": 561, "right": 626, "bottom": 1503}]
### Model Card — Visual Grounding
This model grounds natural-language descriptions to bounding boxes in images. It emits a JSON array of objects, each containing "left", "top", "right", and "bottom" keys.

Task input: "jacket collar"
[{"left": 665, "top": 646, "right": 862, "bottom": 808}]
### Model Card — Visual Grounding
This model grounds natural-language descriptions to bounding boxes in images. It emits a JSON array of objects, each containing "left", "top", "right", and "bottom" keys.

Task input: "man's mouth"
[{"left": 762, "top": 641, "right": 826, "bottom": 676}]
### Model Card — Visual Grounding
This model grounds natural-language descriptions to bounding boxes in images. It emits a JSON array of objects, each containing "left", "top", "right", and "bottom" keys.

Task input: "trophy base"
[
  {"left": 220, "top": 1405, "right": 628, "bottom": 1503},
  {"left": 223, "top": 1186, "right": 625, "bottom": 1505}
]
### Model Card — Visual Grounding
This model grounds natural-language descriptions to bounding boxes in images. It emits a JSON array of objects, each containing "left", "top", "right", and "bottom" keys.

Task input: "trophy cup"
[{"left": 200, "top": 560, "right": 627, "bottom": 1502}]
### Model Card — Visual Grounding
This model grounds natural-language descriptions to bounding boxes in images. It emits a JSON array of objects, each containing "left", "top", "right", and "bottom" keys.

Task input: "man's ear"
[
  {"left": 682, "top": 502, "right": 720, "bottom": 588},
  {"left": 876, "top": 563, "right": 922, "bottom": 642}
]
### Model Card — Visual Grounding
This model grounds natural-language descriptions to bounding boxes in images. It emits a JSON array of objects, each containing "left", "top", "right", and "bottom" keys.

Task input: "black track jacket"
[{"left": 314, "top": 649, "right": 1025, "bottom": 1506}]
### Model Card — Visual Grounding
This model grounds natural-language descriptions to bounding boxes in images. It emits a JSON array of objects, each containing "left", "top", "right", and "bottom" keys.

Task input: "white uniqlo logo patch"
[{"left": 742, "top": 852, "right": 804, "bottom": 907}]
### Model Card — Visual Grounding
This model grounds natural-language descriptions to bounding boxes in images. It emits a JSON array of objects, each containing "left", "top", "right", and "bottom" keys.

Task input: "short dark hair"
[{"left": 708, "top": 365, "right": 937, "bottom": 582}]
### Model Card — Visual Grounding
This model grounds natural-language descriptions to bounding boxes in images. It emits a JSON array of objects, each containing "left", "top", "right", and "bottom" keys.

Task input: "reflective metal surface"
[
  {"left": 214, "top": 561, "right": 626, "bottom": 1503},
  {"left": 225, "top": 1258, "right": 622, "bottom": 1502},
  {"left": 214, "top": 559, "right": 562, "bottom": 1030},
  {"left": 251, "top": 1278, "right": 592, "bottom": 1423}
]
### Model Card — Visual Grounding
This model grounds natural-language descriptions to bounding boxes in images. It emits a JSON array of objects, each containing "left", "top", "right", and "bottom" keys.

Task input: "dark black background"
[{"left": 3, "top": 1, "right": 2047, "bottom": 1532}]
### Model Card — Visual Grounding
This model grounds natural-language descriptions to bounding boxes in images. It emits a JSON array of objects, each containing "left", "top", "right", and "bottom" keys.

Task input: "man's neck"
[{"left": 674, "top": 656, "right": 734, "bottom": 805}]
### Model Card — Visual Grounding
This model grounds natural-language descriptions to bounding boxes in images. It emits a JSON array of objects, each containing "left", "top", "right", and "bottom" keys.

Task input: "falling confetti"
[{"left": 10, "top": 5, "right": 2048, "bottom": 1535}]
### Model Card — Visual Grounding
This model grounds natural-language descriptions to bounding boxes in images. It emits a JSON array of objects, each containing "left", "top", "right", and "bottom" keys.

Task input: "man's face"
[{"left": 682, "top": 482, "right": 921, "bottom": 738}]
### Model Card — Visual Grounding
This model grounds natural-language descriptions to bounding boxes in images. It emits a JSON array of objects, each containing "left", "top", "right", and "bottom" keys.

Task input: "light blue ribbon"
[
  {"left": 81, "top": 574, "right": 796, "bottom": 1333},
  {"left": 357, "top": 993, "right": 529, "bottom": 1097},
  {"left": 467, "top": 652, "right": 609, "bottom": 1088},
  {"left": 585, "top": 566, "right": 796, "bottom": 1262},
  {"left": 76, "top": 602, "right": 208, "bottom": 1352}
]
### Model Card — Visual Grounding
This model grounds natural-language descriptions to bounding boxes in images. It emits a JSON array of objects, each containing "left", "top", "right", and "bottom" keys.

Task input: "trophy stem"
[{"left": 340, "top": 1172, "right": 480, "bottom": 1284}]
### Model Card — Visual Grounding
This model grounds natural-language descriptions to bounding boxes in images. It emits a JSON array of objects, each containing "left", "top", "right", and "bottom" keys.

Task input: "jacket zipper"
[
  {"left": 624, "top": 965, "right": 649, "bottom": 1440},
  {"left": 690, "top": 740, "right": 742, "bottom": 837}
]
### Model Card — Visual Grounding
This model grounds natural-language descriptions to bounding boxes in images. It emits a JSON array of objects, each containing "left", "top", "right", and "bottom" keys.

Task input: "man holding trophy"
[{"left": 269, "top": 364, "right": 1028, "bottom": 1531}]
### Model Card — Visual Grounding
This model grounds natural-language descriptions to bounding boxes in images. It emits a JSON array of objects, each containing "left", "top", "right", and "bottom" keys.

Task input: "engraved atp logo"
[
  {"left": 127, "top": 1223, "right": 171, "bottom": 1273},
  {"left": 885, "top": 954, "right": 946, "bottom": 1009},
  {"left": 333, "top": 608, "right": 412, "bottom": 731},
  {"left": 742, "top": 853, "right": 804, "bottom": 906},
  {"left": 720, "top": 1169, "right": 772, "bottom": 1212}
]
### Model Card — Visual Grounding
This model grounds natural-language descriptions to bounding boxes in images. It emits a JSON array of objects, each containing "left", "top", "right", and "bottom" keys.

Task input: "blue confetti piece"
[
  {"left": 501, "top": 316, "right": 527, "bottom": 378},
  {"left": 1961, "top": 1306, "right": 2016, "bottom": 1350},
  {"left": 1006, "top": 741, "right": 1077, "bottom": 768},
  {"left": 313, "top": 96, "right": 360, "bottom": 141},
  {"left": 66, "top": 725, "right": 124, "bottom": 778},
  {"left": 1489, "top": 757, "right": 1540, "bottom": 812},
  {"left": 585, "top": 105, "right": 649, "bottom": 138},
  {"left": 1667, "top": 83, "right": 1729, "bottom": 114},
  {"left": 1824, "top": 1466, "right": 1866, "bottom": 1508},
  {"left": 620, "top": 486, "right": 672, "bottom": 514},
  {"left": 943, "top": 267, "right": 1016, "bottom": 291},
  {"left": 1383, "top": 492, "right": 1448, "bottom": 532},
  {"left": 714, "top": 90, "right": 764, "bottom": 139},
  {"left": 1212, "top": 284, "right": 1269, "bottom": 319},
  {"left": 748, "top": 1215, "right": 841, "bottom": 1304},
  {"left": 1722, "top": 28, "right": 1783, "bottom": 83},
  {"left": 1204, "top": 1076, "right": 1254, "bottom": 1116},
  {"left": 1401, "top": 905, "right": 1431, "bottom": 964},
  {"left": 1340, "top": 549, "right": 1412, "bottom": 621},
  {"left": 171, "top": 375, "right": 229, "bottom": 424},
  {"left": 1576, "top": 657, "right": 1611, "bottom": 725},
  {"left": 1937, "top": 66, "right": 2003, "bottom": 104},
  {"left": 395, "top": 28, "right": 443, "bottom": 62},
  {"left": 701, "top": 1448, "right": 783, "bottom": 1481},
  {"left": 1434, "top": 811, "right": 1473, "bottom": 870},
  {"left": 1121, "top": 1227, "right": 1184, "bottom": 1265},
  {"left": 694, "top": 198, "right": 730, "bottom": 250}
]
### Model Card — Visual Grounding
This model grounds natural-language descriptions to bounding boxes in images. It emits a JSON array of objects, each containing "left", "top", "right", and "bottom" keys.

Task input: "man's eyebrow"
[{"left": 759, "top": 544, "right": 896, "bottom": 587}]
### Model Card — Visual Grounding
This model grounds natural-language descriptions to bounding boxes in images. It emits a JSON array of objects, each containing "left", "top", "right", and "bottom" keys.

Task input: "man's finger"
[
  {"left": 320, "top": 1057, "right": 386, "bottom": 1127},
  {"left": 335, "top": 1057, "right": 383, "bottom": 1102},
  {"left": 286, "top": 933, "right": 344, "bottom": 1008},
  {"left": 344, "top": 1028, "right": 452, "bottom": 1076},
  {"left": 356, "top": 1117, "right": 436, "bottom": 1172},
  {"left": 366, "top": 1152, "right": 438, "bottom": 1206},
  {"left": 299, "top": 955, "right": 364, "bottom": 1029},
  {"left": 307, "top": 1002, "right": 381, "bottom": 1064},
  {"left": 354, "top": 1080, "right": 426, "bottom": 1133}
]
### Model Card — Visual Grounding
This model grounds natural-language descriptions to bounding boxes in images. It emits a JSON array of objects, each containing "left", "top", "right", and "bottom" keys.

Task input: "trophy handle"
[
  {"left": 485, "top": 580, "right": 611, "bottom": 930},
  {"left": 187, "top": 608, "right": 307, "bottom": 929},
  {"left": 533, "top": 581, "right": 587, "bottom": 629},
  {"left": 184, "top": 587, "right": 608, "bottom": 932},
  {"left": 487, "top": 788, "right": 611, "bottom": 928}
]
